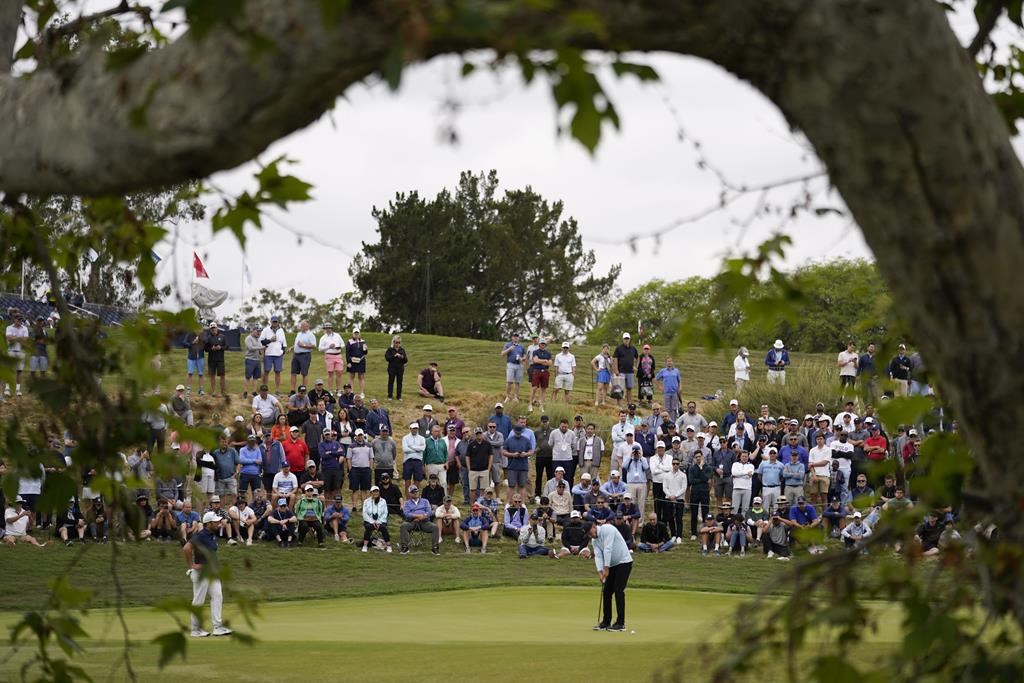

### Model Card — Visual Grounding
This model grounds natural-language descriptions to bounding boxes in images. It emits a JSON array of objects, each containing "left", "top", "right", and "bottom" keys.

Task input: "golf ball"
[{"left": 630, "top": 630, "right": 636, "bottom": 635}]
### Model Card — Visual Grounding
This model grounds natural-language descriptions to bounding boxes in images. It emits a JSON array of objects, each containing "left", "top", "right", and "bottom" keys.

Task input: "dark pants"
[
  {"left": 652, "top": 482, "right": 665, "bottom": 520},
  {"left": 557, "top": 460, "right": 576, "bottom": 487},
  {"left": 239, "top": 473, "right": 261, "bottom": 497},
  {"left": 666, "top": 499, "right": 684, "bottom": 539},
  {"left": 148, "top": 428, "right": 166, "bottom": 453},
  {"left": 762, "top": 536, "right": 791, "bottom": 556},
  {"left": 262, "top": 472, "right": 277, "bottom": 493},
  {"left": 388, "top": 370, "right": 404, "bottom": 399},
  {"left": 363, "top": 521, "right": 390, "bottom": 543},
  {"left": 601, "top": 561, "right": 633, "bottom": 627},
  {"left": 690, "top": 489, "right": 710, "bottom": 536},
  {"left": 534, "top": 457, "right": 554, "bottom": 498},
  {"left": 273, "top": 522, "right": 296, "bottom": 543},
  {"left": 298, "top": 520, "right": 324, "bottom": 544}
]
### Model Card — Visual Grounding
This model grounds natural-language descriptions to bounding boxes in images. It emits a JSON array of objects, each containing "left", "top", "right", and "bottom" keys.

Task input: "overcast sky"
[{"left": 155, "top": 9, "right": 1004, "bottom": 323}]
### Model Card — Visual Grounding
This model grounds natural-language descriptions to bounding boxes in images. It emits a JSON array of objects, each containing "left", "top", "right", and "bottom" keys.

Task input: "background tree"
[
  {"left": 238, "top": 288, "right": 364, "bottom": 332},
  {"left": 350, "top": 170, "right": 620, "bottom": 340}
]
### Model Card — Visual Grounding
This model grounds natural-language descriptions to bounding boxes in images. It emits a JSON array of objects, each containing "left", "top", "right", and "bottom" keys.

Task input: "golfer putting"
[
  {"left": 183, "top": 511, "right": 233, "bottom": 638},
  {"left": 590, "top": 522, "right": 633, "bottom": 632}
]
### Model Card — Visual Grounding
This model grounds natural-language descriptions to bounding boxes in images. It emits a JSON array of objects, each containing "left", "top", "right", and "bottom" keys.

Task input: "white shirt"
[
  {"left": 6, "top": 324, "right": 29, "bottom": 354},
  {"left": 649, "top": 453, "right": 674, "bottom": 483},
  {"left": 260, "top": 326, "right": 287, "bottom": 357},
  {"left": 402, "top": 433, "right": 426, "bottom": 460},
  {"left": 731, "top": 462, "right": 755, "bottom": 490},
  {"left": 808, "top": 445, "right": 833, "bottom": 477},
  {"left": 733, "top": 354, "right": 750, "bottom": 381},
  {"left": 230, "top": 505, "right": 256, "bottom": 526},
  {"left": 583, "top": 437, "right": 595, "bottom": 461},
  {"left": 272, "top": 472, "right": 298, "bottom": 494},
  {"left": 813, "top": 412, "right": 833, "bottom": 428},
  {"left": 293, "top": 330, "right": 316, "bottom": 354},
  {"left": 318, "top": 332, "right": 344, "bottom": 354},
  {"left": 727, "top": 422, "right": 756, "bottom": 441},
  {"left": 553, "top": 352, "right": 576, "bottom": 374},
  {"left": 434, "top": 504, "right": 461, "bottom": 521},
  {"left": 830, "top": 441, "right": 854, "bottom": 470},
  {"left": 662, "top": 469, "right": 688, "bottom": 498},
  {"left": 252, "top": 394, "right": 281, "bottom": 420},
  {"left": 4, "top": 507, "right": 29, "bottom": 536},
  {"left": 610, "top": 421, "right": 634, "bottom": 445},
  {"left": 837, "top": 351, "right": 859, "bottom": 377},
  {"left": 592, "top": 354, "right": 611, "bottom": 372}
]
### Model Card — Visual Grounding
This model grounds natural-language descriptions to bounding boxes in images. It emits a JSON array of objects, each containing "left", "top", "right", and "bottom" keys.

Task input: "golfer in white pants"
[{"left": 183, "top": 512, "right": 233, "bottom": 638}]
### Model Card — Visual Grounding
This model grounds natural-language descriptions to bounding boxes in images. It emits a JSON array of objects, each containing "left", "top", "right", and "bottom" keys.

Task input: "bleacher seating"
[{"left": 0, "top": 293, "right": 133, "bottom": 326}]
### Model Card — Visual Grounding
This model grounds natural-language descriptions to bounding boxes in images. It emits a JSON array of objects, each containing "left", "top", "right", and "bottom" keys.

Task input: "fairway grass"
[{"left": 0, "top": 587, "right": 901, "bottom": 682}]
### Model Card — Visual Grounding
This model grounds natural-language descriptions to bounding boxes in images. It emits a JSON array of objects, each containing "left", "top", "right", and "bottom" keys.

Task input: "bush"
[{"left": 734, "top": 363, "right": 854, "bottom": 418}]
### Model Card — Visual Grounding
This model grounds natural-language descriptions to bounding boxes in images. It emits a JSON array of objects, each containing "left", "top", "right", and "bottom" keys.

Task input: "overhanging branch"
[{"left": 0, "top": 0, "right": 21, "bottom": 74}]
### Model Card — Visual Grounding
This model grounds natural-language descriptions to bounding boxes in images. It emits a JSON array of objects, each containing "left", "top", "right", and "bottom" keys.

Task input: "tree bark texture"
[{"left": 0, "top": 0, "right": 1021, "bottom": 616}]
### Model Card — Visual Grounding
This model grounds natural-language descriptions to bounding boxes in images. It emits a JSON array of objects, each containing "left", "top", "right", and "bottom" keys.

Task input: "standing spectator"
[
  {"left": 467, "top": 427, "right": 493, "bottom": 502},
  {"left": 317, "top": 322, "right": 344, "bottom": 394},
  {"left": 501, "top": 332, "right": 526, "bottom": 403},
  {"left": 733, "top": 347, "right": 751, "bottom": 395},
  {"left": 730, "top": 451, "right": 755, "bottom": 515},
  {"left": 756, "top": 446, "right": 784, "bottom": 513},
  {"left": 184, "top": 325, "right": 206, "bottom": 396},
  {"left": 534, "top": 416, "right": 555, "bottom": 500},
  {"left": 858, "top": 342, "right": 878, "bottom": 397},
  {"left": 290, "top": 320, "right": 316, "bottom": 393},
  {"left": 622, "top": 445, "right": 650, "bottom": 514},
  {"left": 527, "top": 339, "right": 553, "bottom": 413},
  {"left": 401, "top": 423, "right": 426, "bottom": 494},
  {"left": 384, "top": 335, "right": 408, "bottom": 400},
  {"left": 400, "top": 485, "right": 440, "bottom": 555},
  {"left": 688, "top": 451, "right": 714, "bottom": 540},
  {"left": 345, "top": 327, "right": 368, "bottom": 395},
  {"left": 237, "top": 435, "right": 263, "bottom": 499},
  {"left": 552, "top": 342, "right": 577, "bottom": 404},
  {"left": 577, "top": 422, "right": 604, "bottom": 479},
  {"left": 417, "top": 362, "right": 445, "bottom": 402},
  {"left": 260, "top": 431, "right": 284, "bottom": 493},
  {"left": 591, "top": 343, "right": 613, "bottom": 407},
  {"left": 28, "top": 316, "right": 49, "bottom": 382},
  {"left": 782, "top": 449, "right": 807, "bottom": 501},
  {"left": 319, "top": 429, "right": 345, "bottom": 499},
  {"left": 807, "top": 433, "right": 833, "bottom": 507},
  {"left": 837, "top": 340, "right": 859, "bottom": 391},
  {"left": 203, "top": 322, "right": 228, "bottom": 398},
  {"left": 764, "top": 339, "right": 790, "bottom": 385},
  {"left": 346, "top": 430, "right": 374, "bottom": 510},
  {"left": 648, "top": 441, "right": 673, "bottom": 524},
  {"left": 550, "top": 419, "right": 577, "bottom": 485},
  {"left": 259, "top": 316, "right": 287, "bottom": 395},
  {"left": 503, "top": 425, "right": 534, "bottom": 504},
  {"left": 888, "top": 344, "right": 912, "bottom": 396},
  {"left": 661, "top": 457, "right": 687, "bottom": 543},
  {"left": 243, "top": 326, "right": 263, "bottom": 399},
  {"left": 636, "top": 344, "right": 656, "bottom": 405},
  {"left": 371, "top": 426, "right": 397, "bottom": 486},
  {"left": 211, "top": 435, "right": 240, "bottom": 508},
  {"left": 711, "top": 441, "right": 735, "bottom": 507},
  {"left": 366, "top": 398, "right": 391, "bottom": 438},
  {"left": 612, "top": 332, "right": 639, "bottom": 406},
  {"left": 423, "top": 425, "right": 448, "bottom": 494},
  {"left": 654, "top": 357, "right": 682, "bottom": 420}
]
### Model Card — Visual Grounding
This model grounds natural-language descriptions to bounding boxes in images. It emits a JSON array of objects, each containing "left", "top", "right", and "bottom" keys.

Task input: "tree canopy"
[{"left": 349, "top": 170, "right": 619, "bottom": 340}]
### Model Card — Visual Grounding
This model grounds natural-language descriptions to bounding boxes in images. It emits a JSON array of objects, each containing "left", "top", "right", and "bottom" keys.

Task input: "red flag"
[{"left": 193, "top": 252, "right": 210, "bottom": 279}]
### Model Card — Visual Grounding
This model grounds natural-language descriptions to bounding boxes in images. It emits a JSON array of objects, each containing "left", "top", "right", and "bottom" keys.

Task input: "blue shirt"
[
  {"left": 366, "top": 409, "right": 391, "bottom": 437},
  {"left": 789, "top": 504, "right": 818, "bottom": 525},
  {"left": 212, "top": 447, "right": 239, "bottom": 480},
  {"left": 757, "top": 460, "right": 785, "bottom": 487},
  {"left": 319, "top": 441, "right": 343, "bottom": 470},
  {"left": 593, "top": 523, "right": 632, "bottom": 572},
  {"left": 238, "top": 445, "right": 262, "bottom": 475},
  {"left": 403, "top": 497, "right": 432, "bottom": 520},
  {"left": 586, "top": 506, "right": 614, "bottom": 523},
  {"left": 600, "top": 479, "right": 627, "bottom": 497},
  {"left": 324, "top": 504, "right": 350, "bottom": 523},
  {"left": 262, "top": 441, "right": 284, "bottom": 475},
  {"left": 176, "top": 510, "right": 200, "bottom": 525},
  {"left": 504, "top": 434, "right": 532, "bottom": 471},
  {"left": 503, "top": 342, "right": 525, "bottom": 364},
  {"left": 622, "top": 456, "right": 649, "bottom": 483},
  {"left": 530, "top": 348, "right": 552, "bottom": 372},
  {"left": 782, "top": 461, "right": 806, "bottom": 486},
  {"left": 191, "top": 528, "right": 218, "bottom": 564},
  {"left": 655, "top": 367, "right": 681, "bottom": 394},
  {"left": 765, "top": 348, "right": 790, "bottom": 368},
  {"left": 489, "top": 414, "right": 513, "bottom": 439},
  {"left": 779, "top": 445, "right": 809, "bottom": 468}
]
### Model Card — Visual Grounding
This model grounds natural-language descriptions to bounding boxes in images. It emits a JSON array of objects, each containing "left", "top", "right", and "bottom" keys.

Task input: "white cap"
[
  {"left": 753, "top": 496, "right": 762, "bottom": 504},
  {"left": 353, "top": 327, "right": 361, "bottom": 334},
  {"left": 773, "top": 339, "right": 785, "bottom": 349},
  {"left": 201, "top": 511, "right": 220, "bottom": 524},
  {"left": 555, "top": 466, "right": 565, "bottom": 473},
  {"left": 610, "top": 469, "right": 620, "bottom": 477},
  {"left": 370, "top": 485, "right": 380, "bottom": 492},
  {"left": 570, "top": 510, "right": 581, "bottom": 518},
  {"left": 622, "top": 332, "right": 631, "bottom": 338},
  {"left": 354, "top": 429, "right": 365, "bottom": 436},
  {"left": 708, "top": 421, "right": 718, "bottom": 427},
  {"left": 852, "top": 511, "right": 862, "bottom": 519},
  {"left": 561, "top": 341, "right": 570, "bottom": 348},
  {"left": 696, "top": 433, "right": 706, "bottom": 440},
  {"left": 171, "top": 443, "right": 181, "bottom": 450},
  {"left": 538, "top": 338, "right": 548, "bottom": 344},
  {"left": 423, "top": 404, "right": 433, "bottom": 411},
  {"left": 234, "top": 415, "right": 244, "bottom": 423},
  {"left": 175, "top": 384, "right": 185, "bottom": 391},
  {"left": 494, "top": 402, "right": 503, "bottom": 408},
  {"left": 908, "top": 428, "right": 918, "bottom": 436},
  {"left": 655, "top": 441, "right": 666, "bottom": 449},
  {"left": 729, "top": 399, "right": 739, "bottom": 406},
  {"left": 304, "top": 484, "right": 315, "bottom": 492},
  {"left": 581, "top": 472, "right": 592, "bottom": 480},
  {"left": 685, "top": 425, "right": 694, "bottom": 431},
  {"left": 671, "top": 436, "right": 681, "bottom": 442},
  {"left": 768, "top": 446, "right": 778, "bottom": 454},
  {"left": 409, "top": 422, "right": 419, "bottom": 429}
]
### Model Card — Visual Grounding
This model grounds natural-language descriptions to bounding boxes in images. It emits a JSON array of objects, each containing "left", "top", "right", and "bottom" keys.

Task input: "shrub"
[{"left": 733, "top": 363, "right": 855, "bottom": 418}]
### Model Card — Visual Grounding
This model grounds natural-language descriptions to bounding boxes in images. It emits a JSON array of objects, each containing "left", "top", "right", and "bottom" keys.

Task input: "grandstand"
[{"left": 0, "top": 292, "right": 135, "bottom": 326}]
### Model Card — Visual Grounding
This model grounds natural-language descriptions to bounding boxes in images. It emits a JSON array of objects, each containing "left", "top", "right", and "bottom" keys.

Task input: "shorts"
[
  {"left": 200, "top": 470, "right": 216, "bottom": 495},
  {"left": 322, "top": 468, "right": 345, "bottom": 492},
  {"left": 29, "top": 356, "right": 47, "bottom": 372},
  {"left": 596, "top": 369, "right": 611, "bottom": 384},
  {"left": 402, "top": 459, "right": 424, "bottom": 482},
  {"left": 244, "top": 359, "right": 262, "bottom": 380},
  {"left": 530, "top": 370, "right": 549, "bottom": 389},
  {"left": 325, "top": 354, "right": 344, "bottom": 372},
  {"left": 208, "top": 357, "right": 225, "bottom": 377},
  {"left": 215, "top": 477, "right": 238, "bottom": 496},
  {"left": 507, "top": 469, "right": 528, "bottom": 488},
  {"left": 810, "top": 476, "right": 830, "bottom": 494},
  {"left": 468, "top": 534, "right": 484, "bottom": 547},
  {"left": 9, "top": 350, "right": 24, "bottom": 371},
  {"left": 239, "top": 473, "right": 261, "bottom": 495},
  {"left": 349, "top": 467, "right": 371, "bottom": 492},
  {"left": 327, "top": 517, "right": 348, "bottom": 532},
  {"left": 469, "top": 470, "right": 490, "bottom": 491},
  {"left": 554, "top": 374, "right": 574, "bottom": 391},
  {"left": 348, "top": 360, "right": 366, "bottom": 374},
  {"left": 264, "top": 355, "right": 284, "bottom": 373},
  {"left": 840, "top": 375, "right": 856, "bottom": 387},
  {"left": 622, "top": 372, "right": 635, "bottom": 389},
  {"left": 187, "top": 357, "right": 205, "bottom": 375},
  {"left": 291, "top": 353, "right": 312, "bottom": 376},
  {"left": 506, "top": 364, "right": 524, "bottom": 383}
]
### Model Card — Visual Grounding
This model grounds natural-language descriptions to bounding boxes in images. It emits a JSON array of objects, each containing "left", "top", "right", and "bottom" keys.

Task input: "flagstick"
[{"left": 240, "top": 254, "right": 245, "bottom": 318}]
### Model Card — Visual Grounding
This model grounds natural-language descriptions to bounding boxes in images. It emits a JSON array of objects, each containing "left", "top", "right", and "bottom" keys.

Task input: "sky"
[{"left": 153, "top": 8, "right": 1000, "bottom": 322}]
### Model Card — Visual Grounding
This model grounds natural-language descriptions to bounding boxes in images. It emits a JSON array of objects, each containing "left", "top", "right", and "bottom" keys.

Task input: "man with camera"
[
  {"left": 518, "top": 512, "right": 550, "bottom": 558},
  {"left": 259, "top": 316, "right": 287, "bottom": 394}
]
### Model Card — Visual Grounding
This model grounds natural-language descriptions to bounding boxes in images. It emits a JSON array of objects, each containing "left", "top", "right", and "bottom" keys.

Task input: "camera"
[{"left": 261, "top": 338, "right": 271, "bottom": 346}]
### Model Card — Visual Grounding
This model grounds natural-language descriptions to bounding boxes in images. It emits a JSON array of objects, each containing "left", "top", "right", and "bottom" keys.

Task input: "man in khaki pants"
[{"left": 576, "top": 423, "right": 604, "bottom": 478}]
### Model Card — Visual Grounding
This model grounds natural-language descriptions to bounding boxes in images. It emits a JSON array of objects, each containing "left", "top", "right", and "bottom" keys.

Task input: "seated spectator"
[
  {"left": 400, "top": 485, "right": 440, "bottom": 555},
  {"left": 762, "top": 510, "right": 794, "bottom": 560},
  {"left": 297, "top": 460, "right": 324, "bottom": 493},
  {"left": 746, "top": 497, "right": 769, "bottom": 542},
  {"left": 915, "top": 510, "right": 943, "bottom": 556},
  {"left": 176, "top": 500, "right": 201, "bottom": 543},
  {"left": 86, "top": 496, "right": 108, "bottom": 542},
  {"left": 133, "top": 494, "right": 156, "bottom": 541},
  {"left": 555, "top": 512, "right": 592, "bottom": 559},
  {"left": 171, "top": 384, "right": 194, "bottom": 426},
  {"left": 434, "top": 496, "right": 461, "bottom": 542},
  {"left": 612, "top": 511, "right": 635, "bottom": 551},
  {"left": 204, "top": 495, "right": 234, "bottom": 544},
  {"left": 250, "top": 489, "right": 271, "bottom": 540},
  {"left": 229, "top": 498, "right": 257, "bottom": 546},
  {"left": 883, "top": 487, "right": 914, "bottom": 513},
  {"left": 725, "top": 514, "right": 752, "bottom": 556},
  {"left": 57, "top": 499, "right": 86, "bottom": 546},
  {"left": 617, "top": 494, "right": 642, "bottom": 535},
  {"left": 939, "top": 519, "right": 961, "bottom": 549},
  {"left": 714, "top": 501, "right": 734, "bottom": 549},
  {"left": 272, "top": 462, "right": 299, "bottom": 507},
  {"left": 421, "top": 473, "right": 445, "bottom": 509},
  {"left": 571, "top": 472, "right": 594, "bottom": 512},
  {"left": 517, "top": 513, "right": 549, "bottom": 558},
  {"left": 543, "top": 466, "right": 570, "bottom": 497},
  {"left": 503, "top": 494, "right": 529, "bottom": 540},
  {"left": 841, "top": 511, "right": 872, "bottom": 550},
  {"left": 698, "top": 514, "right": 723, "bottom": 555},
  {"left": 585, "top": 496, "right": 615, "bottom": 525},
  {"left": 3, "top": 497, "right": 45, "bottom": 547},
  {"left": 268, "top": 497, "right": 298, "bottom": 547},
  {"left": 461, "top": 502, "right": 490, "bottom": 554},
  {"left": 417, "top": 362, "right": 445, "bottom": 402},
  {"left": 822, "top": 498, "right": 849, "bottom": 538},
  {"left": 324, "top": 495, "right": 350, "bottom": 543},
  {"left": 476, "top": 488, "right": 501, "bottom": 534},
  {"left": 549, "top": 482, "right": 573, "bottom": 526},
  {"left": 878, "top": 474, "right": 898, "bottom": 504},
  {"left": 534, "top": 496, "right": 555, "bottom": 540},
  {"left": 849, "top": 474, "right": 875, "bottom": 507},
  {"left": 360, "top": 485, "right": 392, "bottom": 553},
  {"left": 150, "top": 498, "right": 178, "bottom": 542},
  {"left": 582, "top": 479, "right": 604, "bottom": 513},
  {"left": 599, "top": 470, "right": 627, "bottom": 506},
  {"left": 637, "top": 513, "right": 674, "bottom": 553},
  {"left": 295, "top": 485, "right": 326, "bottom": 548},
  {"left": 789, "top": 497, "right": 823, "bottom": 553}
]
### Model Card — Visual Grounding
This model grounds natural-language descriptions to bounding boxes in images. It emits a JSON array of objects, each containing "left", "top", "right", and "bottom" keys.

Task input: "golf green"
[{"left": 0, "top": 587, "right": 900, "bottom": 682}]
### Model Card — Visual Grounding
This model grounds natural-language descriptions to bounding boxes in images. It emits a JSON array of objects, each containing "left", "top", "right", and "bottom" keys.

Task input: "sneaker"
[
  {"left": 212, "top": 626, "right": 233, "bottom": 637},
  {"left": 65, "top": 540, "right": 73, "bottom": 547},
  {"left": 334, "top": 534, "right": 341, "bottom": 542},
  {"left": 481, "top": 547, "right": 487, "bottom": 555},
  {"left": 191, "top": 629, "right": 210, "bottom": 638},
  {"left": 689, "top": 535, "right": 697, "bottom": 541},
  {"left": 593, "top": 624, "right": 609, "bottom": 631},
  {"left": 431, "top": 546, "right": 440, "bottom": 556},
  {"left": 197, "top": 389, "right": 205, "bottom": 396},
  {"left": 465, "top": 547, "right": 472, "bottom": 554},
  {"left": 701, "top": 548, "right": 708, "bottom": 556},
  {"left": 539, "top": 404, "right": 544, "bottom": 413},
  {"left": 767, "top": 550, "right": 775, "bottom": 559},
  {"left": 777, "top": 556, "right": 791, "bottom": 562},
  {"left": 15, "top": 390, "right": 22, "bottom": 397},
  {"left": 385, "top": 545, "right": 393, "bottom": 553},
  {"left": 226, "top": 538, "right": 237, "bottom": 545},
  {"left": 318, "top": 542, "right": 325, "bottom": 548},
  {"left": 400, "top": 545, "right": 410, "bottom": 555},
  {"left": 361, "top": 545, "right": 368, "bottom": 553},
  {"left": 608, "top": 624, "right": 625, "bottom": 632},
  {"left": 740, "top": 551, "right": 746, "bottom": 557},
  {"left": 246, "top": 539, "right": 252, "bottom": 546},
  {"left": 528, "top": 404, "right": 534, "bottom": 413}
]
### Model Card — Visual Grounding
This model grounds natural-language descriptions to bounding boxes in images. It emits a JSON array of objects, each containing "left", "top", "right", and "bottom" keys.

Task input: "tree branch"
[
  {"left": 0, "top": 0, "right": 21, "bottom": 74},
  {"left": 968, "top": 0, "right": 1005, "bottom": 57},
  {"left": 45, "top": 0, "right": 133, "bottom": 42}
]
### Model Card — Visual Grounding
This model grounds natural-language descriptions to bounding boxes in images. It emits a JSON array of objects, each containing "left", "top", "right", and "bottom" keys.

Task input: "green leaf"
[
  {"left": 876, "top": 396, "right": 933, "bottom": 430},
  {"left": 211, "top": 193, "right": 262, "bottom": 245},
  {"left": 106, "top": 44, "right": 150, "bottom": 71},
  {"left": 611, "top": 60, "right": 659, "bottom": 82},
  {"left": 38, "top": 471, "right": 79, "bottom": 517},
  {"left": 153, "top": 630, "right": 187, "bottom": 669},
  {"left": 319, "top": 0, "right": 351, "bottom": 24}
]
